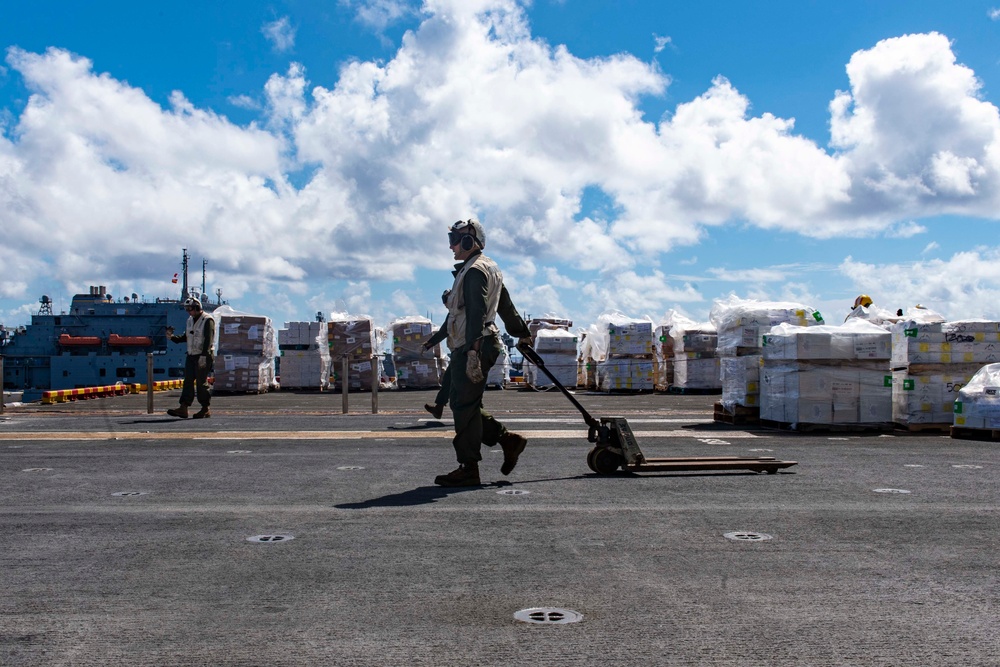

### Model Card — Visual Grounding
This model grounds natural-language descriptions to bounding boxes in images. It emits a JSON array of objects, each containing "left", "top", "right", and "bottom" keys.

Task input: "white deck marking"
[{"left": 2, "top": 429, "right": 759, "bottom": 441}]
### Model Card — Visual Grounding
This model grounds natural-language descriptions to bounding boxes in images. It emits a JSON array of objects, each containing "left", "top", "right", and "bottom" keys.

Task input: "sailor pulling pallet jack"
[{"left": 426, "top": 218, "right": 534, "bottom": 487}]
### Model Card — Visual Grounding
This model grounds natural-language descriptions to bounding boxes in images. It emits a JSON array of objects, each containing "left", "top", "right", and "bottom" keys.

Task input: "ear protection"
[{"left": 460, "top": 234, "right": 476, "bottom": 251}]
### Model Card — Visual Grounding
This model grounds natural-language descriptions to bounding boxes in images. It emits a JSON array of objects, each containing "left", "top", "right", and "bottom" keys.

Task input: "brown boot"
[
  {"left": 499, "top": 432, "right": 527, "bottom": 475},
  {"left": 424, "top": 403, "right": 444, "bottom": 419},
  {"left": 167, "top": 405, "right": 189, "bottom": 419},
  {"left": 434, "top": 463, "right": 481, "bottom": 487},
  {"left": 192, "top": 407, "right": 211, "bottom": 419}
]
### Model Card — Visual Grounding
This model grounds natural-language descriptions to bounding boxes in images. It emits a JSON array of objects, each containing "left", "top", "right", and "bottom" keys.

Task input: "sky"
[{"left": 3, "top": 0, "right": 1000, "bottom": 335}]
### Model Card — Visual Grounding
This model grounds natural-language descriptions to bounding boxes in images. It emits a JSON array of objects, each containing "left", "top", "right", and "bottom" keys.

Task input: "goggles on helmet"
[{"left": 448, "top": 219, "right": 479, "bottom": 247}]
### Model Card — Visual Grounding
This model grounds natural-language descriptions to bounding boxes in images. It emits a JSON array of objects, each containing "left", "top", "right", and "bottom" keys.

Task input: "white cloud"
[
  {"left": 990, "top": 8, "right": 1000, "bottom": 21},
  {"left": 921, "top": 241, "right": 940, "bottom": 254},
  {"left": 262, "top": 17, "right": 296, "bottom": 53},
  {"left": 830, "top": 33, "right": 1000, "bottom": 219},
  {"left": 579, "top": 270, "right": 703, "bottom": 322},
  {"left": 884, "top": 220, "right": 926, "bottom": 238},
  {"left": 346, "top": 0, "right": 415, "bottom": 31},
  {"left": 707, "top": 267, "right": 787, "bottom": 282},
  {"left": 653, "top": 34, "right": 672, "bottom": 54},
  {"left": 3, "top": 5, "right": 1000, "bottom": 328},
  {"left": 840, "top": 249, "right": 1000, "bottom": 320}
]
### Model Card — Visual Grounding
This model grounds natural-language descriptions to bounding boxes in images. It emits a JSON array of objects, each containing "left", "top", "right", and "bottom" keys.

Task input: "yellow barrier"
[
  {"left": 42, "top": 382, "right": 132, "bottom": 405},
  {"left": 41, "top": 380, "right": 183, "bottom": 404},
  {"left": 132, "top": 380, "right": 184, "bottom": 392}
]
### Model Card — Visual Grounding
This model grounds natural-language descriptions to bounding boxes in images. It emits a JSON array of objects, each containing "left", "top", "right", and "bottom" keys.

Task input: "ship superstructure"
[{"left": 1, "top": 250, "right": 223, "bottom": 402}]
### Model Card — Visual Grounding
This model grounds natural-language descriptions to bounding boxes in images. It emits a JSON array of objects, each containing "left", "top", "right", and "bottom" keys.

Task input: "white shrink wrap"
[{"left": 953, "top": 363, "right": 1000, "bottom": 429}]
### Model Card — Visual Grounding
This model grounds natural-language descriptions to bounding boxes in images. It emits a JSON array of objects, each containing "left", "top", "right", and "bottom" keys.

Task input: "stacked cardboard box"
[
  {"left": 760, "top": 321, "right": 892, "bottom": 425},
  {"left": 712, "top": 297, "right": 824, "bottom": 413},
  {"left": 390, "top": 317, "right": 445, "bottom": 389},
  {"left": 594, "top": 316, "right": 655, "bottom": 391},
  {"left": 528, "top": 317, "right": 573, "bottom": 339},
  {"left": 671, "top": 323, "right": 721, "bottom": 391},
  {"left": 328, "top": 315, "right": 381, "bottom": 391},
  {"left": 525, "top": 328, "right": 578, "bottom": 388},
  {"left": 891, "top": 318, "right": 1000, "bottom": 427},
  {"left": 215, "top": 313, "right": 277, "bottom": 393},
  {"left": 277, "top": 321, "right": 330, "bottom": 390},
  {"left": 954, "top": 363, "right": 1000, "bottom": 429}
]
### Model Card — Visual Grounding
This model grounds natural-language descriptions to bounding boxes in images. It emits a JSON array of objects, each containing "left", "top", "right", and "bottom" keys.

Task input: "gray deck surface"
[{"left": 1, "top": 388, "right": 996, "bottom": 666}]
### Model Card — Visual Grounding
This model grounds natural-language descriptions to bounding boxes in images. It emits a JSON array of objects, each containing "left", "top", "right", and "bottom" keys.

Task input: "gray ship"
[{"left": 1, "top": 250, "right": 224, "bottom": 402}]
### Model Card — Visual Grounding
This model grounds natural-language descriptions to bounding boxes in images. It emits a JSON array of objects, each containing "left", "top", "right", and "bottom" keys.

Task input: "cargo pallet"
[
  {"left": 950, "top": 426, "right": 1000, "bottom": 441},
  {"left": 760, "top": 419, "right": 894, "bottom": 434},
  {"left": 713, "top": 402, "right": 760, "bottom": 425}
]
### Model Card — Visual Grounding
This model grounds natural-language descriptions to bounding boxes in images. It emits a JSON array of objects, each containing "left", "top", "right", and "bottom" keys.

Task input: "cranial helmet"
[
  {"left": 449, "top": 218, "right": 486, "bottom": 249},
  {"left": 853, "top": 294, "right": 873, "bottom": 309},
  {"left": 183, "top": 296, "right": 202, "bottom": 311}
]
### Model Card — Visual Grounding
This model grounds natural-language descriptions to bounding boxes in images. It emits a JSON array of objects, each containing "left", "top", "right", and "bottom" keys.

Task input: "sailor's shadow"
[{"left": 335, "top": 485, "right": 479, "bottom": 508}]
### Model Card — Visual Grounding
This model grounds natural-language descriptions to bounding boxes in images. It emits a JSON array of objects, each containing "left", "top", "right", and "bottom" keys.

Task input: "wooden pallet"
[
  {"left": 663, "top": 386, "right": 723, "bottom": 396},
  {"left": 713, "top": 402, "right": 760, "bottom": 425},
  {"left": 950, "top": 426, "right": 1000, "bottom": 441},
  {"left": 894, "top": 422, "right": 952, "bottom": 434},
  {"left": 760, "top": 419, "right": 894, "bottom": 434}
]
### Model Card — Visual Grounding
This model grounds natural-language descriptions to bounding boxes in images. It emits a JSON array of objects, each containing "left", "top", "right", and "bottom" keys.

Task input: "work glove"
[
  {"left": 197, "top": 356, "right": 207, "bottom": 370},
  {"left": 441, "top": 289, "right": 451, "bottom": 305},
  {"left": 518, "top": 336, "right": 533, "bottom": 349},
  {"left": 465, "top": 349, "right": 485, "bottom": 383}
]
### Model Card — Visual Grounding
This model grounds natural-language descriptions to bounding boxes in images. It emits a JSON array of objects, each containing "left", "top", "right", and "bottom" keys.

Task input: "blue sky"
[{"left": 3, "top": 0, "right": 1000, "bottom": 335}]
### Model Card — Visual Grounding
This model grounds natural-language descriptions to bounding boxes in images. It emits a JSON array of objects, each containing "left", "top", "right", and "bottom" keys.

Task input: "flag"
[{"left": 171, "top": 273, "right": 179, "bottom": 284}]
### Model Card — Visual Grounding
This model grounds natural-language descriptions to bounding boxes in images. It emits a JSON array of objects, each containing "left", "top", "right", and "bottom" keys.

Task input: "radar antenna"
[{"left": 38, "top": 295, "right": 53, "bottom": 316}]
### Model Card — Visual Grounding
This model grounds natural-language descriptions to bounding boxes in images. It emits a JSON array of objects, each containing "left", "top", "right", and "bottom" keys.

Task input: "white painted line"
[
  {"left": 418, "top": 417, "right": 713, "bottom": 424},
  {"left": 4, "top": 429, "right": 759, "bottom": 440}
]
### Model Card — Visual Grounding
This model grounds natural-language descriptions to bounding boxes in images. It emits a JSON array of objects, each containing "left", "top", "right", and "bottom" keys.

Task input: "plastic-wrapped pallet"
[
  {"left": 278, "top": 321, "right": 330, "bottom": 389},
  {"left": 671, "top": 320, "right": 720, "bottom": 390},
  {"left": 721, "top": 357, "right": 760, "bottom": 407},
  {"left": 653, "top": 311, "right": 693, "bottom": 391},
  {"left": 213, "top": 306, "right": 278, "bottom": 393},
  {"left": 390, "top": 317, "right": 445, "bottom": 389},
  {"left": 953, "top": 363, "right": 1000, "bottom": 430},
  {"left": 890, "top": 317, "right": 1000, "bottom": 427},
  {"left": 577, "top": 332, "right": 598, "bottom": 390},
  {"left": 760, "top": 320, "right": 891, "bottom": 426},
  {"left": 588, "top": 312, "right": 655, "bottom": 392},
  {"left": 487, "top": 344, "right": 511, "bottom": 388},
  {"left": 711, "top": 296, "right": 824, "bottom": 412},
  {"left": 328, "top": 313, "right": 382, "bottom": 391},
  {"left": 525, "top": 328, "right": 578, "bottom": 388}
]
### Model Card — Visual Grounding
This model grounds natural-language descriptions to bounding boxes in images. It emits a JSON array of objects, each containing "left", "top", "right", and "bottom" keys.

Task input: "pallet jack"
[{"left": 518, "top": 343, "right": 798, "bottom": 476}]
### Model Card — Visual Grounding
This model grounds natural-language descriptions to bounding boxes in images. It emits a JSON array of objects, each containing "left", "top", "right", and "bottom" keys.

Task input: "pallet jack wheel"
[
  {"left": 586, "top": 446, "right": 600, "bottom": 473},
  {"left": 591, "top": 447, "right": 625, "bottom": 475}
]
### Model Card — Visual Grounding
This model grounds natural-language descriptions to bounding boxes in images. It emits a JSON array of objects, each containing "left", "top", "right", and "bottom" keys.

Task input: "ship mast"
[
  {"left": 181, "top": 248, "right": 190, "bottom": 301},
  {"left": 202, "top": 259, "right": 207, "bottom": 298}
]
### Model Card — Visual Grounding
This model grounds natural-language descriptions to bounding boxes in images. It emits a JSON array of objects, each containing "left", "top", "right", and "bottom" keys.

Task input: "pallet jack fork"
[{"left": 518, "top": 344, "right": 797, "bottom": 476}]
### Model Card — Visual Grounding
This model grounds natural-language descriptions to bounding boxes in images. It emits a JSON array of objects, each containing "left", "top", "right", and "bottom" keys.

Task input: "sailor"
[
  {"left": 432, "top": 218, "right": 533, "bottom": 487},
  {"left": 165, "top": 297, "right": 215, "bottom": 419}
]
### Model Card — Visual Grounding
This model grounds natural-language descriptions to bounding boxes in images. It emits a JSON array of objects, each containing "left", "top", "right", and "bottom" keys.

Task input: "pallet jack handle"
[{"left": 517, "top": 342, "right": 602, "bottom": 438}]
